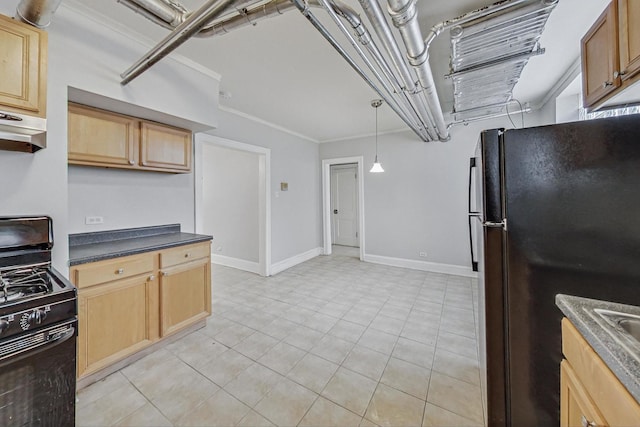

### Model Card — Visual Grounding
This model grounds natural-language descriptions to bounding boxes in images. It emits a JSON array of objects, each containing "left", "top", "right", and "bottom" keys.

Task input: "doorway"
[
  {"left": 322, "top": 156, "right": 365, "bottom": 260},
  {"left": 330, "top": 163, "right": 359, "bottom": 247},
  {"left": 194, "top": 135, "right": 271, "bottom": 276}
]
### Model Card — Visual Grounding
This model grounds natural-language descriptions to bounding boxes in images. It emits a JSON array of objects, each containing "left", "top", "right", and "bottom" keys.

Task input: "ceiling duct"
[
  {"left": 446, "top": 0, "right": 558, "bottom": 121},
  {"left": 15, "top": 0, "right": 63, "bottom": 28},
  {"left": 117, "top": 0, "right": 557, "bottom": 141}
]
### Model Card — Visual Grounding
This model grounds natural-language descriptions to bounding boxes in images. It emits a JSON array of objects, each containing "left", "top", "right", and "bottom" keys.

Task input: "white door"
[{"left": 331, "top": 164, "right": 359, "bottom": 247}]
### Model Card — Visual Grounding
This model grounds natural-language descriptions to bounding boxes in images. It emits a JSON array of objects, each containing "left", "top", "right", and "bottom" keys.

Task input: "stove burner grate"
[{"left": 0, "top": 264, "right": 52, "bottom": 303}]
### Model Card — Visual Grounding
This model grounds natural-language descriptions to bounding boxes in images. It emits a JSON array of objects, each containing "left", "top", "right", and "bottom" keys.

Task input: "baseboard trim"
[
  {"left": 271, "top": 247, "right": 323, "bottom": 275},
  {"left": 363, "top": 254, "right": 477, "bottom": 278},
  {"left": 211, "top": 254, "right": 260, "bottom": 274}
]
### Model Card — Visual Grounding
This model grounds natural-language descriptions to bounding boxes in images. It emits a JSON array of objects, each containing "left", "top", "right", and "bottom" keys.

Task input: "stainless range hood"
[{"left": 0, "top": 111, "right": 47, "bottom": 153}]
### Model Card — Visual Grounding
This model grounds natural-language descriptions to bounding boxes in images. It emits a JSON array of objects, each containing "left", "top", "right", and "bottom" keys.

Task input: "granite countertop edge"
[
  {"left": 68, "top": 230, "right": 212, "bottom": 266},
  {"left": 556, "top": 294, "right": 640, "bottom": 403}
]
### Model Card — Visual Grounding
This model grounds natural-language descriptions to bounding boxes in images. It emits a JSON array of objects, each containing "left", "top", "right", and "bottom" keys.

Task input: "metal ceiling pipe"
[
  {"left": 119, "top": 0, "right": 184, "bottom": 26},
  {"left": 358, "top": 0, "right": 438, "bottom": 140},
  {"left": 118, "top": 0, "right": 176, "bottom": 30},
  {"left": 196, "top": 0, "right": 295, "bottom": 37},
  {"left": 291, "top": 0, "right": 429, "bottom": 141},
  {"left": 120, "top": 0, "right": 238, "bottom": 85},
  {"left": 118, "top": 0, "right": 296, "bottom": 38},
  {"left": 317, "top": 0, "right": 429, "bottom": 139},
  {"left": 327, "top": 0, "right": 436, "bottom": 140},
  {"left": 15, "top": 0, "right": 63, "bottom": 28},
  {"left": 386, "top": 0, "right": 449, "bottom": 141}
]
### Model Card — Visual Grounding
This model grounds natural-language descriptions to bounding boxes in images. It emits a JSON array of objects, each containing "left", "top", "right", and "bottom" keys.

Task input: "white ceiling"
[{"left": 63, "top": 0, "right": 609, "bottom": 142}]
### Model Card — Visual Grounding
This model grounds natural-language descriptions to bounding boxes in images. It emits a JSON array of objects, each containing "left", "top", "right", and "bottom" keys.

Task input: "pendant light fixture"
[{"left": 370, "top": 99, "right": 384, "bottom": 173}]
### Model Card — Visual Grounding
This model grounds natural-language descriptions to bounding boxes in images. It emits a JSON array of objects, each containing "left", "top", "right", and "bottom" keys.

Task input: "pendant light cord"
[{"left": 375, "top": 104, "right": 378, "bottom": 161}]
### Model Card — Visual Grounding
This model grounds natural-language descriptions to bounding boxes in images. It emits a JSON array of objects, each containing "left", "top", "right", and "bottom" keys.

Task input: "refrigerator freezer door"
[
  {"left": 476, "top": 130, "right": 508, "bottom": 426},
  {"left": 501, "top": 115, "right": 640, "bottom": 426}
]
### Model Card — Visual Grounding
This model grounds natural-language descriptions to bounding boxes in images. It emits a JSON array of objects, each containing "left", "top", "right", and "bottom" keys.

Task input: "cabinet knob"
[
  {"left": 162, "top": 272, "right": 168, "bottom": 277},
  {"left": 185, "top": 253, "right": 191, "bottom": 258},
  {"left": 128, "top": 160, "right": 135, "bottom": 165},
  {"left": 581, "top": 415, "right": 598, "bottom": 427},
  {"left": 116, "top": 268, "right": 124, "bottom": 275},
  {"left": 149, "top": 275, "right": 156, "bottom": 281},
  {"left": 603, "top": 81, "right": 614, "bottom": 89}
]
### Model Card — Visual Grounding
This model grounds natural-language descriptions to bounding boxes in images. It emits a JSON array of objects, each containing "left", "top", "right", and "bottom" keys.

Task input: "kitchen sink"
[
  {"left": 592, "top": 308, "right": 640, "bottom": 361},
  {"left": 619, "top": 318, "right": 640, "bottom": 341}
]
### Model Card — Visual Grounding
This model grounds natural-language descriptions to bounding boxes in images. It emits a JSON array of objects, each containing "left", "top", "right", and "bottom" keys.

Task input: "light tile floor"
[{"left": 76, "top": 246, "right": 485, "bottom": 426}]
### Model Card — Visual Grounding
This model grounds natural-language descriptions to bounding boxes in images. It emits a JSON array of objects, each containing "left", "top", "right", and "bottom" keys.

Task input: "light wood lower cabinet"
[
  {"left": 160, "top": 258, "right": 211, "bottom": 337},
  {"left": 71, "top": 241, "right": 211, "bottom": 379},
  {"left": 560, "top": 318, "right": 640, "bottom": 427},
  {"left": 77, "top": 274, "right": 158, "bottom": 378}
]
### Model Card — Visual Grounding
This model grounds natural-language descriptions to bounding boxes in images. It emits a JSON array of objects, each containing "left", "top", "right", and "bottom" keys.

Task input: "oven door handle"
[{"left": 0, "top": 322, "right": 75, "bottom": 369}]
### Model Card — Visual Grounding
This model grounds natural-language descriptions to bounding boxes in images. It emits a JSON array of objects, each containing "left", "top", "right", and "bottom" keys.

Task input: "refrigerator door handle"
[
  {"left": 468, "top": 214, "right": 479, "bottom": 272},
  {"left": 468, "top": 157, "right": 477, "bottom": 214},
  {"left": 468, "top": 157, "right": 479, "bottom": 272}
]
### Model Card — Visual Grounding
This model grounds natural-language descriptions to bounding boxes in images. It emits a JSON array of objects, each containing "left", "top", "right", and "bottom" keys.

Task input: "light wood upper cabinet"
[
  {"left": 0, "top": 14, "right": 47, "bottom": 117},
  {"left": 67, "top": 103, "right": 192, "bottom": 173},
  {"left": 140, "top": 121, "right": 192, "bottom": 172},
  {"left": 68, "top": 104, "right": 138, "bottom": 168},
  {"left": 582, "top": 0, "right": 640, "bottom": 110},
  {"left": 618, "top": 0, "right": 640, "bottom": 80},
  {"left": 582, "top": 2, "right": 620, "bottom": 109},
  {"left": 560, "top": 318, "right": 640, "bottom": 427}
]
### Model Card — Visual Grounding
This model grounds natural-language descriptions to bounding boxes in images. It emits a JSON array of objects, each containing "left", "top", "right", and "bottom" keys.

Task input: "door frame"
[
  {"left": 322, "top": 156, "right": 365, "bottom": 260},
  {"left": 194, "top": 134, "right": 272, "bottom": 277}
]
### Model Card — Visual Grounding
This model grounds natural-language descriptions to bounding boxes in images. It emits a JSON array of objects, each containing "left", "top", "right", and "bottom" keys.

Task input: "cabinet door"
[
  {"left": 159, "top": 258, "right": 211, "bottom": 337},
  {"left": 560, "top": 361, "right": 608, "bottom": 427},
  {"left": 77, "top": 274, "right": 157, "bottom": 378},
  {"left": 68, "top": 104, "right": 138, "bottom": 168},
  {"left": 0, "top": 14, "right": 46, "bottom": 116},
  {"left": 618, "top": 0, "right": 640, "bottom": 80},
  {"left": 582, "top": 2, "right": 621, "bottom": 109},
  {"left": 140, "top": 121, "right": 192, "bottom": 173}
]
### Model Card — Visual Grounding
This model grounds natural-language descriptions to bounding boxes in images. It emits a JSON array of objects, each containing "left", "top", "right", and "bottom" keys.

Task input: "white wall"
[
  {"left": 320, "top": 108, "right": 555, "bottom": 273},
  {"left": 67, "top": 166, "right": 195, "bottom": 234},
  {"left": 208, "top": 109, "right": 322, "bottom": 264},
  {"left": 0, "top": 2, "right": 220, "bottom": 272},
  {"left": 201, "top": 144, "right": 260, "bottom": 262}
]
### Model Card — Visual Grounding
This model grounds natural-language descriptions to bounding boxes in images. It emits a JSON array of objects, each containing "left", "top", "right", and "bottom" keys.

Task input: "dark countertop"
[
  {"left": 556, "top": 294, "right": 640, "bottom": 403},
  {"left": 68, "top": 224, "right": 212, "bottom": 266}
]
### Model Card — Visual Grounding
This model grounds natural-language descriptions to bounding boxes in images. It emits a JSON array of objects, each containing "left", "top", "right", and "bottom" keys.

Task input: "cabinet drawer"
[
  {"left": 73, "top": 253, "right": 156, "bottom": 288},
  {"left": 160, "top": 242, "right": 210, "bottom": 268}
]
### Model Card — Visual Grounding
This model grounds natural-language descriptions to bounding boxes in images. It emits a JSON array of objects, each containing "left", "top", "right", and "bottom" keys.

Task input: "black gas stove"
[{"left": 0, "top": 216, "right": 77, "bottom": 427}]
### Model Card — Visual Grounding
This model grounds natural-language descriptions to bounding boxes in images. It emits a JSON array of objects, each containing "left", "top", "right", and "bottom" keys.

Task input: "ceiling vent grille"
[{"left": 448, "top": 0, "right": 558, "bottom": 121}]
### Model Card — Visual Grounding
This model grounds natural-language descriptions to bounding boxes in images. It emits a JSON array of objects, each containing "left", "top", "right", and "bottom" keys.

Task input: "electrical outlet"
[
  {"left": 85, "top": 216, "right": 104, "bottom": 225},
  {"left": 419, "top": 251, "right": 427, "bottom": 257}
]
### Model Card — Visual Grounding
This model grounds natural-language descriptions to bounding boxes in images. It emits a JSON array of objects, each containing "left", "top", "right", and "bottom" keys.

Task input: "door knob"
[{"left": 333, "top": 209, "right": 338, "bottom": 214}]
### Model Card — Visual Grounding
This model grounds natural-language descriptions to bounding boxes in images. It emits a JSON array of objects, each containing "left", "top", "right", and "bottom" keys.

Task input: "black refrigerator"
[{"left": 468, "top": 115, "right": 640, "bottom": 427}]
